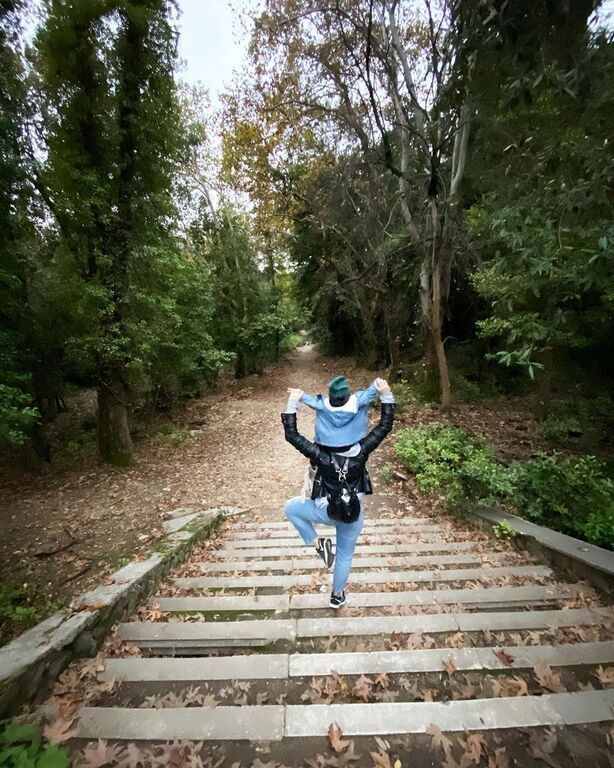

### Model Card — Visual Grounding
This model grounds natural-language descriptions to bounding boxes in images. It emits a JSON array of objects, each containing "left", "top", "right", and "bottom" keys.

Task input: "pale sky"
[{"left": 176, "top": 0, "right": 260, "bottom": 99}]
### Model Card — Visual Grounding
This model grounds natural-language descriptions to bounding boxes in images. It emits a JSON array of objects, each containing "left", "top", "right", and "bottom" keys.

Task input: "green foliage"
[
  {"left": 0, "top": 584, "right": 39, "bottom": 631},
  {"left": 0, "top": 722, "right": 70, "bottom": 768},
  {"left": 386, "top": 380, "right": 415, "bottom": 413},
  {"left": 466, "top": 37, "right": 614, "bottom": 379},
  {"left": 394, "top": 425, "right": 513, "bottom": 504},
  {"left": 194, "top": 212, "right": 300, "bottom": 378},
  {"left": 378, "top": 463, "right": 394, "bottom": 486},
  {"left": 492, "top": 519, "right": 516, "bottom": 540},
  {"left": 280, "top": 332, "right": 303, "bottom": 352},
  {"left": 537, "top": 395, "right": 614, "bottom": 448},
  {"left": 509, "top": 454, "right": 614, "bottom": 549},
  {"left": 395, "top": 425, "right": 614, "bottom": 548}
]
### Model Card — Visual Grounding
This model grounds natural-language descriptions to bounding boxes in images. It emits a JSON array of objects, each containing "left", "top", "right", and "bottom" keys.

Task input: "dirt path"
[{"left": 0, "top": 344, "right": 376, "bottom": 635}]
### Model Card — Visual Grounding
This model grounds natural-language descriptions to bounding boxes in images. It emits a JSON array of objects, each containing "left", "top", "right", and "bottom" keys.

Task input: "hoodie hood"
[{"left": 316, "top": 393, "right": 359, "bottom": 427}]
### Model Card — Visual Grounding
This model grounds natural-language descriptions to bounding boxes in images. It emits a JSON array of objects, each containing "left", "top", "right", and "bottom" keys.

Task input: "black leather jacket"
[{"left": 281, "top": 402, "right": 395, "bottom": 500}]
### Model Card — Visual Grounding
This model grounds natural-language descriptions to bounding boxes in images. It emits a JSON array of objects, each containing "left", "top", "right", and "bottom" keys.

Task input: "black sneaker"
[
  {"left": 315, "top": 537, "right": 334, "bottom": 568},
  {"left": 330, "top": 590, "right": 347, "bottom": 609}
]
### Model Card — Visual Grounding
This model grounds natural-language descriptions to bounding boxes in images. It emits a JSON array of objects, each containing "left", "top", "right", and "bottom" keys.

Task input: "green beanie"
[{"left": 328, "top": 375, "right": 351, "bottom": 402}]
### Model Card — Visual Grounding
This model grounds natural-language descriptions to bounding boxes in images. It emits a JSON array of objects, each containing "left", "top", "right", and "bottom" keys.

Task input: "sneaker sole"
[{"left": 319, "top": 540, "right": 335, "bottom": 569}]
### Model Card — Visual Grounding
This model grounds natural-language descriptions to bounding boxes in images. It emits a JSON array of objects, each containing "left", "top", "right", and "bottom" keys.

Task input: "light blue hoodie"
[{"left": 300, "top": 381, "right": 378, "bottom": 447}]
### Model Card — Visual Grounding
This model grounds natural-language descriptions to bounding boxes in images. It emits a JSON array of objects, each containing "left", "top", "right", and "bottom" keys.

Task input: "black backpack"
[{"left": 326, "top": 456, "right": 361, "bottom": 524}]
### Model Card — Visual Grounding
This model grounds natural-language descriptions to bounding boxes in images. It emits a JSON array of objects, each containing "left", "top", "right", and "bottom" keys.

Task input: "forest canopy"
[{"left": 0, "top": 0, "right": 612, "bottom": 469}]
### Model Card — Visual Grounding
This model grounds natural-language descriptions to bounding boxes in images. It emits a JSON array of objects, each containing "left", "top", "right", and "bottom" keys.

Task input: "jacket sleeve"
[
  {"left": 300, "top": 393, "right": 319, "bottom": 410},
  {"left": 281, "top": 412, "right": 321, "bottom": 463},
  {"left": 360, "top": 402, "right": 395, "bottom": 458},
  {"left": 355, "top": 381, "right": 378, "bottom": 407}
]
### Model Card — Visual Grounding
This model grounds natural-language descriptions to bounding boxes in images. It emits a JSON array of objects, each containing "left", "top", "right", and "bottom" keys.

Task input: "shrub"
[
  {"left": 0, "top": 583, "right": 38, "bottom": 631},
  {"left": 509, "top": 454, "right": 614, "bottom": 549},
  {"left": 0, "top": 722, "right": 70, "bottom": 767},
  {"left": 378, "top": 463, "right": 394, "bottom": 485},
  {"left": 388, "top": 380, "right": 415, "bottom": 413},
  {"left": 394, "top": 424, "right": 512, "bottom": 505},
  {"left": 394, "top": 425, "right": 614, "bottom": 549}
]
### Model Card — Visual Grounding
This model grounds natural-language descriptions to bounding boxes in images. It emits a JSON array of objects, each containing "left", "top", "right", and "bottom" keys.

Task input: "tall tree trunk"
[
  {"left": 385, "top": 303, "right": 401, "bottom": 381},
  {"left": 97, "top": 369, "right": 132, "bottom": 466},
  {"left": 430, "top": 200, "right": 451, "bottom": 411}
]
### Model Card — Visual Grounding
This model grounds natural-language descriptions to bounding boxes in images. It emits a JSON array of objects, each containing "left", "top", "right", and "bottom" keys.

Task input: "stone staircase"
[{"left": 70, "top": 513, "right": 614, "bottom": 766}]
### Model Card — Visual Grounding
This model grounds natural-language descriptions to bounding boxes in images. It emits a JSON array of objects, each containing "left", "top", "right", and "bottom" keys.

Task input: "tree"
[
  {"left": 35, "top": 0, "right": 206, "bottom": 464},
  {"left": 244, "top": 0, "right": 474, "bottom": 407},
  {"left": 291, "top": 150, "right": 416, "bottom": 369},
  {"left": 459, "top": 1, "right": 613, "bottom": 414},
  {"left": 0, "top": 0, "right": 41, "bottom": 446}
]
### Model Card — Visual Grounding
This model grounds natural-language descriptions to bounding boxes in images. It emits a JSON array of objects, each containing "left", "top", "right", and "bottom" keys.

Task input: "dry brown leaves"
[
  {"left": 328, "top": 722, "right": 350, "bottom": 753},
  {"left": 533, "top": 664, "right": 566, "bottom": 693},
  {"left": 443, "top": 655, "right": 457, "bottom": 677},
  {"left": 489, "top": 675, "right": 529, "bottom": 698},
  {"left": 492, "top": 649, "right": 514, "bottom": 667},
  {"left": 594, "top": 665, "right": 614, "bottom": 686}
]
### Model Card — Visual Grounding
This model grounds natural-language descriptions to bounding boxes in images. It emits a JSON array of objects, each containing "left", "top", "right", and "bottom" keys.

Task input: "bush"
[
  {"left": 0, "top": 583, "right": 38, "bottom": 631},
  {"left": 387, "top": 380, "right": 415, "bottom": 413},
  {"left": 509, "top": 454, "right": 614, "bottom": 549},
  {"left": 394, "top": 425, "right": 614, "bottom": 549},
  {"left": 537, "top": 395, "right": 614, "bottom": 448},
  {"left": 280, "top": 332, "right": 304, "bottom": 352},
  {"left": 0, "top": 722, "right": 70, "bottom": 767},
  {"left": 394, "top": 424, "right": 513, "bottom": 505}
]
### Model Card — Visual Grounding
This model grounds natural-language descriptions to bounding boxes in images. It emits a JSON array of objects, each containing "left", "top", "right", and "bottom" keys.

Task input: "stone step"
[
  {"left": 221, "top": 534, "right": 458, "bottom": 550},
  {"left": 118, "top": 607, "right": 605, "bottom": 649},
  {"left": 99, "top": 640, "right": 614, "bottom": 682},
  {"left": 237, "top": 518, "right": 434, "bottom": 530},
  {"left": 231, "top": 524, "right": 448, "bottom": 539},
  {"left": 75, "top": 690, "right": 614, "bottom": 741},
  {"left": 284, "top": 690, "right": 614, "bottom": 737},
  {"left": 214, "top": 542, "right": 478, "bottom": 558},
  {"left": 172, "top": 565, "right": 551, "bottom": 590},
  {"left": 155, "top": 585, "right": 574, "bottom": 614},
  {"left": 199, "top": 553, "right": 509, "bottom": 573}
]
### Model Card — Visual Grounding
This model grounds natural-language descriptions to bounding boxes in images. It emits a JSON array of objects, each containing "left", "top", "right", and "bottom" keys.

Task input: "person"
[
  {"left": 293, "top": 375, "right": 380, "bottom": 449},
  {"left": 281, "top": 378, "right": 395, "bottom": 608}
]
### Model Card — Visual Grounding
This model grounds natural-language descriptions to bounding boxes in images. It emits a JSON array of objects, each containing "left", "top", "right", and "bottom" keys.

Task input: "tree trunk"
[
  {"left": 385, "top": 303, "right": 401, "bottom": 381},
  {"left": 430, "top": 200, "right": 451, "bottom": 412},
  {"left": 535, "top": 347, "right": 553, "bottom": 420},
  {"left": 432, "top": 261, "right": 451, "bottom": 411},
  {"left": 97, "top": 370, "right": 133, "bottom": 466},
  {"left": 360, "top": 305, "right": 379, "bottom": 367}
]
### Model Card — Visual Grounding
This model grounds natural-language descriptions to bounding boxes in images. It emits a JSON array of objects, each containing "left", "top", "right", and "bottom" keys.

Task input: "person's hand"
[
  {"left": 287, "top": 388, "right": 304, "bottom": 401},
  {"left": 375, "top": 377, "right": 391, "bottom": 395}
]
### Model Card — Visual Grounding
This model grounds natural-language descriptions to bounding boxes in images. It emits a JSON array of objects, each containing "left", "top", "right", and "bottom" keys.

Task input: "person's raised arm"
[
  {"left": 288, "top": 387, "right": 319, "bottom": 410},
  {"left": 281, "top": 389, "right": 321, "bottom": 462},
  {"left": 355, "top": 379, "right": 379, "bottom": 407},
  {"left": 361, "top": 379, "right": 395, "bottom": 457}
]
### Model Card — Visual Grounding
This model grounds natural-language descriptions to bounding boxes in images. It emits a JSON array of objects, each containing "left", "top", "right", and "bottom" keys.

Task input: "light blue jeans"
[{"left": 284, "top": 495, "right": 365, "bottom": 594}]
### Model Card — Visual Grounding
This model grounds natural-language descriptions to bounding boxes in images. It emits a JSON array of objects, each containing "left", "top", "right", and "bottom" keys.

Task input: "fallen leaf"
[
  {"left": 458, "top": 733, "right": 485, "bottom": 767},
  {"left": 443, "top": 655, "right": 457, "bottom": 676},
  {"left": 369, "top": 747, "right": 393, "bottom": 768},
  {"left": 534, "top": 664, "right": 566, "bottom": 693},
  {"left": 426, "top": 724, "right": 453, "bottom": 757},
  {"left": 352, "top": 674, "right": 374, "bottom": 702},
  {"left": 594, "top": 665, "right": 614, "bottom": 686},
  {"left": 328, "top": 722, "right": 350, "bottom": 754},
  {"left": 489, "top": 675, "right": 528, "bottom": 697},
  {"left": 493, "top": 649, "right": 514, "bottom": 667},
  {"left": 42, "top": 717, "right": 78, "bottom": 745}
]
